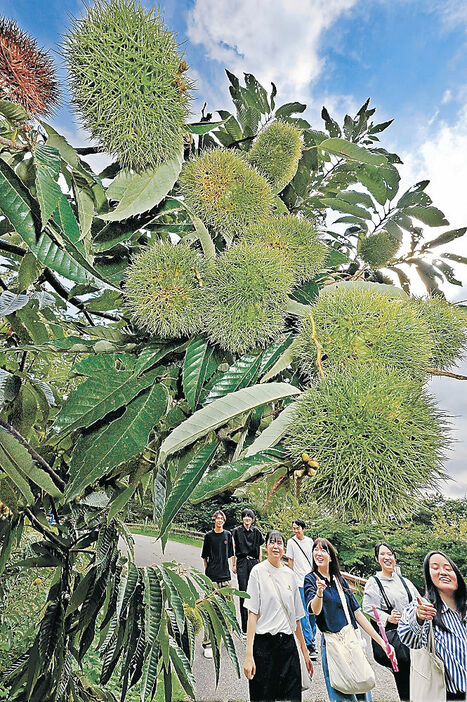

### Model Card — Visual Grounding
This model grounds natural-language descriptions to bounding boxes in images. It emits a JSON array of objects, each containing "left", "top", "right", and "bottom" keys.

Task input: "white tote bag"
[
  {"left": 323, "top": 577, "right": 376, "bottom": 695},
  {"left": 410, "top": 623, "right": 446, "bottom": 702}
]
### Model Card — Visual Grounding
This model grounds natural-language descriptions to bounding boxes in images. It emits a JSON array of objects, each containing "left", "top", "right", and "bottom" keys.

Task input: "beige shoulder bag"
[
  {"left": 323, "top": 577, "right": 376, "bottom": 695},
  {"left": 410, "top": 622, "right": 446, "bottom": 702}
]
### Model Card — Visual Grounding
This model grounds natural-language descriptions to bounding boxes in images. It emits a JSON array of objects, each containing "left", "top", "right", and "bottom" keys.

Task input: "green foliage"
[
  {"left": 247, "top": 120, "right": 303, "bottom": 193},
  {"left": 409, "top": 296, "right": 467, "bottom": 370},
  {"left": 124, "top": 243, "right": 207, "bottom": 338},
  {"left": 0, "top": 20, "right": 466, "bottom": 700},
  {"left": 204, "top": 243, "right": 294, "bottom": 352},
  {"left": 284, "top": 364, "right": 449, "bottom": 518},
  {"left": 359, "top": 230, "right": 400, "bottom": 266},
  {"left": 63, "top": 0, "right": 191, "bottom": 170},
  {"left": 297, "top": 285, "right": 433, "bottom": 378},
  {"left": 242, "top": 214, "right": 327, "bottom": 284},
  {"left": 179, "top": 148, "right": 274, "bottom": 237}
]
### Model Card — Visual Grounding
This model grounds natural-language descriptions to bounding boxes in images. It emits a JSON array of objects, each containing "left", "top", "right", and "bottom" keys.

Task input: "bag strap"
[
  {"left": 372, "top": 575, "right": 393, "bottom": 612},
  {"left": 268, "top": 569, "right": 295, "bottom": 632},
  {"left": 397, "top": 574, "right": 413, "bottom": 603},
  {"left": 293, "top": 537, "right": 313, "bottom": 568},
  {"left": 334, "top": 576, "right": 353, "bottom": 628}
]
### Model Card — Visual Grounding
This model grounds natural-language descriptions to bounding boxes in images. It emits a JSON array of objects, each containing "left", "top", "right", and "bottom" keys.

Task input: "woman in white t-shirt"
[{"left": 243, "top": 530, "right": 314, "bottom": 701}]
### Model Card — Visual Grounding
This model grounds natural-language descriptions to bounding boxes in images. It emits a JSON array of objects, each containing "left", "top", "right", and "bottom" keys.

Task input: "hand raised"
[
  {"left": 416, "top": 596, "right": 436, "bottom": 622},
  {"left": 315, "top": 575, "right": 327, "bottom": 595},
  {"left": 387, "top": 609, "right": 401, "bottom": 624}
]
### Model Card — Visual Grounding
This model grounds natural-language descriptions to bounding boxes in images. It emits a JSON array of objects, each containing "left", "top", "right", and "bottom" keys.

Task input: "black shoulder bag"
[{"left": 370, "top": 575, "right": 413, "bottom": 669}]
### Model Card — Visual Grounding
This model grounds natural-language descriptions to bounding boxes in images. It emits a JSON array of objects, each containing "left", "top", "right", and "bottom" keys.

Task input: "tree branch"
[
  {"left": 425, "top": 368, "right": 467, "bottom": 380},
  {"left": 0, "top": 136, "right": 28, "bottom": 151},
  {"left": 0, "top": 239, "right": 26, "bottom": 257},
  {"left": 75, "top": 146, "right": 103, "bottom": 155},
  {"left": 0, "top": 418, "right": 65, "bottom": 490},
  {"left": 43, "top": 269, "right": 119, "bottom": 322},
  {"left": 24, "top": 508, "right": 66, "bottom": 550}
]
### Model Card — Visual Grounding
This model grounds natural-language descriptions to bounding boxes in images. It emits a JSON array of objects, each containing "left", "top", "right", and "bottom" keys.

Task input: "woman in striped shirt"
[{"left": 398, "top": 551, "right": 466, "bottom": 701}]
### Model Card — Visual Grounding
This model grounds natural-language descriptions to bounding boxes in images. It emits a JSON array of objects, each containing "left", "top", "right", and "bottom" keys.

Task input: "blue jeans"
[
  {"left": 299, "top": 586, "right": 316, "bottom": 647},
  {"left": 321, "top": 634, "right": 372, "bottom": 702}
]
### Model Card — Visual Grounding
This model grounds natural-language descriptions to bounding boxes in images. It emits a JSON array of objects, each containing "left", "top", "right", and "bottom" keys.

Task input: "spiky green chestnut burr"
[
  {"left": 297, "top": 286, "right": 433, "bottom": 378},
  {"left": 242, "top": 214, "right": 327, "bottom": 284},
  {"left": 284, "top": 364, "right": 449, "bottom": 518},
  {"left": 63, "top": 0, "right": 192, "bottom": 170},
  {"left": 179, "top": 148, "right": 274, "bottom": 237},
  {"left": 247, "top": 120, "right": 303, "bottom": 193},
  {"left": 124, "top": 243, "right": 206, "bottom": 338},
  {"left": 359, "top": 231, "right": 400, "bottom": 267},
  {"left": 409, "top": 296, "right": 467, "bottom": 370},
  {"left": 204, "top": 242, "right": 294, "bottom": 353}
]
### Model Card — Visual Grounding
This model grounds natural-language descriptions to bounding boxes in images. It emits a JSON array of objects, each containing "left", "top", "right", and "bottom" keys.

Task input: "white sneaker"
[{"left": 203, "top": 647, "right": 213, "bottom": 659}]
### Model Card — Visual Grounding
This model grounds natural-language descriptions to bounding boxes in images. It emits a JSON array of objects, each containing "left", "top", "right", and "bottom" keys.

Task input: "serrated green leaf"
[
  {"left": 158, "top": 565, "right": 185, "bottom": 633},
  {"left": 260, "top": 338, "right": 300, "bottom": 383},
  {"left": 434, "top": 260, "right": 462, "bottom": 286},
  {"left": 158, "top": 383, "right": 300, "bottom": 464},
  {"left": 140, "top": 642, "right": 160, "bottom": 702},
  {"left": 66, "top": 383, "right": 168, "bottom": 500},
  {"left": 53, "top": 366, "right": 162, "bottom": 436},
  {"left": 190, "top": 448, "right": 288, "bottom": 503},
  {"left": 0, "top": 369, "right": 21, "bottom": 404},
  {"left": 385, "top": 220, "right": 404, "bottom": 243},
  {"left": 320, "top": 197, "right": 372, "bottom": 219},
  {"left": 339, "top": 190, "right": 376, "bottom": 210},
  {"left": 204, "top": 353, "right": 262, "bottom": 404},
  {"left": 421, "top": 227, "right": 467, "bottom": 250},
  {"left": 182, "top": 337, "right": 214, "bottom": 411},
  {"left": 355, "top": 164, "right": 388, "bottom": 206},
  {"left": 245, "top": 403, "right": 297, "bottom": 457},
  {"left": 319, "top": 279, "right": 407, "bottom": 299},
  {"left": 0, "top": 290, "right": 29, "bottom": 316},
  {"left": 441, "top": 252, "right": 467, "bottom": 265},
  {"left": 0, "top": 159, "right": 95, "bottom": 284},
  {"left": 187, "top": 121, "right": 225, "bottom": 135},
  {"left": 142, "top": 568, "right": 163, "bottom": 648},
  {"left": 191, "top": 215, "right": 215, "bottom": 259},
  {"left": 405, "top": 205, "right": 449, "bottom": 227},
  {"left": 0, "top": 100, "right": 28, "bottom": 122},
  {"left": 160, "top": 441, "right": 218, "bottom": 537},
  {"left": 17, "top": 253, "right": 42, "bottom": 292},
  {"left": 210, "top": 598, "right": 240, "bottom": 676},
  {"left": 0, "top": 427, "right": 62, "bottom": 499},
  {"left": 168, "top": 636, "right": 196, "bottom": 699},
  {"left": 99, "top": 149, "right": 183, "bottom": 221},
  {"left": 319, "top": 138, "right": 387, "bottom": 165}
]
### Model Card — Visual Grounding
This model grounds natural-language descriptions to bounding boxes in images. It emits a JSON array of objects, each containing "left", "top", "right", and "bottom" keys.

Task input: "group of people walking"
[{"left": 201, "top": 509, "right": 466, "bottom": 702}]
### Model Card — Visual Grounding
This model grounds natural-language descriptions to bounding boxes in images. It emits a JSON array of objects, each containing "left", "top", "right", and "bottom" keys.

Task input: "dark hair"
[
  {"left": 241, "top": 508, "right": 255, "bottom": 520},
  {"left": 374, "top": 542, "right": 396, "bottom": 562},
  {"left": 292, "top": 519, "right": 306, "bottom": 529},
  {"left": 423, "top": 551, "right": 466, "bottom": 632},
  {"left": 265, "top": 530, "right": 285, "bottom": 546},
  {"left": 212, "top": 510, "right": 226, "bottom": 521},
  {"left": 312, "top": 537, "right": 343, "bottom": 583}
]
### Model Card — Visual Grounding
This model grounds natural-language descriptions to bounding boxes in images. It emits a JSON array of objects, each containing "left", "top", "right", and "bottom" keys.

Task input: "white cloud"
[{"left": 186, "top": 0, "right": 358, "bottom": 106}]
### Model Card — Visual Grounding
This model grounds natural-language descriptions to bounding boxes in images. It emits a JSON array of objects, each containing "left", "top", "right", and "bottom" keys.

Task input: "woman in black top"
[{"left": 232, "top": 508, "right": 264, "bottom": 635}]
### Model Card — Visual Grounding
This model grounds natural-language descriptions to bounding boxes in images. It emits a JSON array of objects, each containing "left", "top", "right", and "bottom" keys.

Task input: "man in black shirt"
[
  {"left": 201, "top": 509, "right": 234, "bottom": 657},
  {"left": 232, "top": 508, "right": 264, "bottom": 636}
]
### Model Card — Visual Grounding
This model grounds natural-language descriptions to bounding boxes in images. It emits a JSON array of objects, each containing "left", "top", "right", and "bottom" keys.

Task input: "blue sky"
[{"left": 2, "top": 0, "right": 467, "bottom": 496}]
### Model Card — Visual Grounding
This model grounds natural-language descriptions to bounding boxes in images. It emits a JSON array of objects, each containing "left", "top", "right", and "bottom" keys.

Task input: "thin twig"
[
  {"left": 308, "top": 311, "right": 325, "bottom": 378},
  {"left": 349, "top": 263, "right": 368, "bottom": 280},
  {"left": 0, "top": 136, "right": 28, "bottom": 151},
  {"left": 24, "top": 508, "right": 66, "bottom": 550},
  {"left": 425, "top": 368, "right": 467, "bottom": 381},
  {"left": 0, "top": 418, "right": 65, "bottom": 490}
]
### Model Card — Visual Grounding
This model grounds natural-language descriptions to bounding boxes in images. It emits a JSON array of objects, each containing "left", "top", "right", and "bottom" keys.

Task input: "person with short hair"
[
  {"left": 201, "top": 509, "right": 234, "bottom": 658},
  {"left": 243, "top": 530, "right": 313, "bottom": 701},
  {"left": 398, "top": 551, "right": 466, "bottom": 701},
  {"left": 362, "top": 542, "right": 419, "bottom": 701},
  {"left": 232, "top": 508, "right": 264, "bottom": 637},
  {"left": 286, "top": 518, "right": 317, "bottom": 659}
]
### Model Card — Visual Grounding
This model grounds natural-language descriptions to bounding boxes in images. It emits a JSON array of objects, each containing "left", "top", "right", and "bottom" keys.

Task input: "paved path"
[{"left": 127, "top": 535, "right": 399, "bottom": 702}]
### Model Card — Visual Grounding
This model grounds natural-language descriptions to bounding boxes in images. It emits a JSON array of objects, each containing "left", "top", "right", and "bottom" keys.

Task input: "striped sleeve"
[{"left": 398, "top": 600, "right": 429, "bottom": 649}]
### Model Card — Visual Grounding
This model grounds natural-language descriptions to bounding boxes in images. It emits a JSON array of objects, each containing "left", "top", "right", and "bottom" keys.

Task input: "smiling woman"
[{"left": 398, "top": 551, "right": 467, "bottom": 701}]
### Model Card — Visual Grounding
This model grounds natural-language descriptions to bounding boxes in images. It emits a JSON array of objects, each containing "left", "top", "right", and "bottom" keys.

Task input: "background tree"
[{"left": 0, "top": 1, "right": 466, "bottom": 699}]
